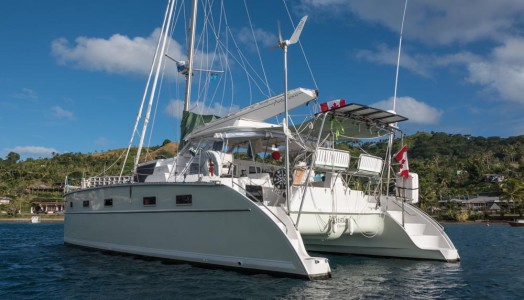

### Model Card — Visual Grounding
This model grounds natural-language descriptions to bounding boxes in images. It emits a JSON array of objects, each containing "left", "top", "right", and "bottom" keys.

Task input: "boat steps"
[{"left": 404, "top": 223, "right": 427, "bottom": 236}]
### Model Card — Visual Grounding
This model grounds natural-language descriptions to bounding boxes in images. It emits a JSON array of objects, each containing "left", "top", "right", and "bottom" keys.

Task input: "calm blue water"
[{"left": 0, "top": 222, "right": 522, "bottom": 299}]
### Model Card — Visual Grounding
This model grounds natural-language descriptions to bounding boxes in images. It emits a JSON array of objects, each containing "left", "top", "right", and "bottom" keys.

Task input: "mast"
[
  {"left": 183, "top": 0, "right": 198, "bottom": 113},
  {"left": 178, "top": 0, "right": 198, "bottom": 147}
]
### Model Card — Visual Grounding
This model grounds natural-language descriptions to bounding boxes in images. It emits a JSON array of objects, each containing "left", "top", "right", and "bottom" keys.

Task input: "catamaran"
[
  {"left": 64, "top": 0, "right": 459, "bottom": 282},
  {"left": 63, "top": 0, "right": 331, "bottom": 279}
]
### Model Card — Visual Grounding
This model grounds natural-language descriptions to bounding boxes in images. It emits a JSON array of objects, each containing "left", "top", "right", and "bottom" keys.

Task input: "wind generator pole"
[{"left": 278, "top": 16, "right": 308, "bottom": 215}]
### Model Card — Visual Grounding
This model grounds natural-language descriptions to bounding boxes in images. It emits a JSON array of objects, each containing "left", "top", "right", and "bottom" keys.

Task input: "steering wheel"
[{"left": 272, "top": 168, "right": 289, "bottom": 190}]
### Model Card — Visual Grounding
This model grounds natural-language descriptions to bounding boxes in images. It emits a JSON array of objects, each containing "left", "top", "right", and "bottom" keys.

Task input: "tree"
[
  {"left": 162, "top": 139, "right": 172, "bottom": 146},
  {"left": 499, "top": 178, "right": 524, "bottom": 215},
  {"left": 6, "top": 152, "right": 20, "bottom": 165}
]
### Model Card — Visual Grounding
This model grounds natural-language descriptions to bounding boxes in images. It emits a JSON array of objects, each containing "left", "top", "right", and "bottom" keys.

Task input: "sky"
[{"left": 2, "top": 0, "right": 524, "bottom": 159}]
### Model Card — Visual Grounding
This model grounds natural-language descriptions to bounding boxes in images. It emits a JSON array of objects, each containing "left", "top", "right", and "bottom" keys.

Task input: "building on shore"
[{"left": 31, "top": 202, "right": 64, "bottom": 214}]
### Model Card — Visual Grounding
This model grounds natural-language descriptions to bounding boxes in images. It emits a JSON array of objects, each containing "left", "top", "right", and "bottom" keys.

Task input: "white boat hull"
[
  {"left": 288, "top": 185, "right": 460, "bottom": 262},
  {"left": 299, "top": 212, "right": 459, "bottom": 262},
  {"left": 64, "top": 182, "right": 331, "bottom": 279}
]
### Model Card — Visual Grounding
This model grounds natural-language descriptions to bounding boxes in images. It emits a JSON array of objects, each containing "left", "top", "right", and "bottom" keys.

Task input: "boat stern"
[{"left": 303, "top": 257, "right": 331, "bottom": 280}]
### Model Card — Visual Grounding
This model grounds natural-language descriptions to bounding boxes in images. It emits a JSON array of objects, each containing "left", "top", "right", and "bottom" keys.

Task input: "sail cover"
[{"left": 179, "top": 111, "right": 220, "bottom": 149}]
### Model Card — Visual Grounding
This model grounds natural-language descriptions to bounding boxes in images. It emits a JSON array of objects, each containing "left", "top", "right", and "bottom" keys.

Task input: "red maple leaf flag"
[
  {"left": 319, "top": 99, "right": 347, "bottom": 112},
  {"left": 394, "top": 144, "right": 409, "bottom": 178}
]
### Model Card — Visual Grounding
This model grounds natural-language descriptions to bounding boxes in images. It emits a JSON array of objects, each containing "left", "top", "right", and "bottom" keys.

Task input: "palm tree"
[{"left": 499, "top": 178, "right": 524, "bottom": 216}]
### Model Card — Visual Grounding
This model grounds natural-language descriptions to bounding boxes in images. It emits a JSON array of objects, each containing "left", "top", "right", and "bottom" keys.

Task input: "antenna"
[
  {"left": 386, "top": 0, "right": 408, "bottom": 199},
  {"left": 392, "top": 0, "right": 408, "bottom": 112},
  {"left": 278, "top": 15, "right": 308, "bottom": 217}
]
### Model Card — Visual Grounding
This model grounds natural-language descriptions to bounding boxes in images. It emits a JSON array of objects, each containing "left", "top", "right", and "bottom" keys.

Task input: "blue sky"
[{"left": 2, "top": 0, "right": 524, "bottom": 159}]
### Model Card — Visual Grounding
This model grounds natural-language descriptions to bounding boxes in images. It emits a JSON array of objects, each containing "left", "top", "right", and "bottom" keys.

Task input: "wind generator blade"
[
  {"left": 278, "top": 20, "right": 283, "bottom": 44},
  {"left": 288, "top": 15, "right": 308, "bottom": 45}
]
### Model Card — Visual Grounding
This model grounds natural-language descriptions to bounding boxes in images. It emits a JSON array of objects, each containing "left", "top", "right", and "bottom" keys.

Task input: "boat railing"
[
  {"left": 231, "top": 180, "right": 288, "bottom": 234},
  {"left": 82, "top": 176, "right": 133, "bottom": 188}
]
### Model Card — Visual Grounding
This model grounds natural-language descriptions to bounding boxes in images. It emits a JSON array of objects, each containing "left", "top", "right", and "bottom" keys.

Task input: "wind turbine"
[{"left": 277, "top": 15, "right": 308, "bottom": 216}]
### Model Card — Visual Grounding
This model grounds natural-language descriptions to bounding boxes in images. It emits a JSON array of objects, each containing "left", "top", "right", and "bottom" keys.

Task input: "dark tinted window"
[
  {"left": 83, "top": 200, "right": 89, "bottom": 207},
  {"left": 143, "top": 196, "right": 156, "bottom": 206},
  {"left": 176, "top": 195, "right": 192, "bottom": 205},
  {"left": 104, "top": 199, "right": 113, "bottom": 207}
]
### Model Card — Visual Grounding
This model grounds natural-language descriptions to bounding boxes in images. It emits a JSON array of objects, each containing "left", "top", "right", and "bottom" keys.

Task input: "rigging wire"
[
  {"left": 243, "top": 0, "right": 272, "bottom": 97},
  {"left": 120, "top": 0, "right": 175, "bottom": 177}
]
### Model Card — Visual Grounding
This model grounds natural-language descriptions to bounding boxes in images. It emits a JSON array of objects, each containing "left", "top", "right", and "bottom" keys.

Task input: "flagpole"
[{"left": 402, "top": 177, "right": 405, "bottom": 227}]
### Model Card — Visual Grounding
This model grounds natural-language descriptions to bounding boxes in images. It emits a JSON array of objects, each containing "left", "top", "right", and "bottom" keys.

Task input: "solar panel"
[{"left": 321, "top": 103, "right": 408, "bottom": 125}]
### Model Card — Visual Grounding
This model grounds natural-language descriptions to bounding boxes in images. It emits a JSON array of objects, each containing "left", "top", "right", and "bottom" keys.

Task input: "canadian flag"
[
  {"left": 319, "top": 99, "right": 346, "bottom": 112},
  {"left": 394, "top": 145, "right": 409, "bottom": 178}
]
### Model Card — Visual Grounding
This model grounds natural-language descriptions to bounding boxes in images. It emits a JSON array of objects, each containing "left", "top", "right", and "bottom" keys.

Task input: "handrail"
[{"left": 231, "top": 180, "right": 288, "bottom": 234}]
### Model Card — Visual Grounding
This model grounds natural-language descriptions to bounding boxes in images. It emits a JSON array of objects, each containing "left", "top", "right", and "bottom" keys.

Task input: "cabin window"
[
  {"left": 83, "top": 200, "right": 89, "bottom": 208},
  {"left": 143, "top": 196, "right": 156, "bottom": 206},
  {"left": 249, "top": 166, "right": 261, "bottom": 174},
  {"left": 246, "top": 185, "right": 263, "bottom": 202},
  {"left": 70, "top": 201, "right": 73, "bottom": 208},
  {"left": 176, "top": 195, "right": 192, "bottom": 205},
  {"left": 104, "top": 198, "right": 113, "bottom": 207}
]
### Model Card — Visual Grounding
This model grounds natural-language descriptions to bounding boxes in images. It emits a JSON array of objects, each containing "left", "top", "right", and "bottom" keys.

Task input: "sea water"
[{"left": 0, "top": 222, "right": 522, "bottom": 299}]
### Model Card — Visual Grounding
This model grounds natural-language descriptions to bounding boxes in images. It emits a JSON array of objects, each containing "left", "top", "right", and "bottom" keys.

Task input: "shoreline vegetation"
[{"left": 1, "top": 133, "right": 523, "bottom": 222}]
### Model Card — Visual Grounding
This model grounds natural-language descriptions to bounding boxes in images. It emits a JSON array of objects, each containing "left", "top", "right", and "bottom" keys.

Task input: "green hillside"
[{"left": 1, "top": 133, "right": 523, "bottom": 219}]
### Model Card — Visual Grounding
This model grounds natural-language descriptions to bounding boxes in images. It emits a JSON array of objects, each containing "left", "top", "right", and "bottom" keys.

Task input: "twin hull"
[
  {"left": 64, "top": 183, "right": 331, "bottom": 279},
  {"left": 287, "top": 185, "right": 459, "bottom": 262}
]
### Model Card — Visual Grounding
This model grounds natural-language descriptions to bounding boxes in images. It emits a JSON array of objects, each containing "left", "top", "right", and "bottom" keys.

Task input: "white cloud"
[
  {"left": 12, "top": 88, "right": 38, "bottom": 100},
  {"left": 356, "top": 44, "right": 430, "bottom": 77},
  {"left": 165, "top": 99, "right": 240, "bottom": 119},
  {"left": 51, "top": 28, "right": 227, "bottom": 80},
  {"left": 8, "top": 146, "right": 58, "bottom": 157},
  {"left": 52, "top": 106, "right": 75, "bottom": 120},
  {"left": 237, "top": 27, "right": 277, "bottom": 51},
  {"left": 464, "top": 38, "right": 524, "bottom": 104},
  {"left": 52, "top": 29, "right": 184, "bottom": 76},
  {"left": 299, "top": 0, "right": 524, "bottom": 45},
  {"left": 372, "top": 96, "right": 442, "bottom": 125}
]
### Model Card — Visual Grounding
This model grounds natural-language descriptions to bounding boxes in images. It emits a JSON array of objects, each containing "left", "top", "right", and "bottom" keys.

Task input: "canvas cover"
[{"left": 179, "top": 111, "right": 220, "bottom": 150}]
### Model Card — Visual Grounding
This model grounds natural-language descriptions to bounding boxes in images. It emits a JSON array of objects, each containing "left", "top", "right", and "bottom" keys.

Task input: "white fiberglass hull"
[
  {"left": 298, "top": 212, "right": 459, "bottom": 262},
  {"left": 64, "top": 183, "right": 331, "bottom": 279},
  {"left": 289, "top": 185, "right": 459, "bottom": 262}
]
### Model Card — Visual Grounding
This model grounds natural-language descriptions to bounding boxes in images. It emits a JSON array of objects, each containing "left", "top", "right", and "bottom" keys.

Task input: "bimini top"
[
  {"left": 318, "top": 100, "right": 408, "bottom": 125},
  {"left": 296, "top": 100, "right": 409, "bottom": 140}
]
